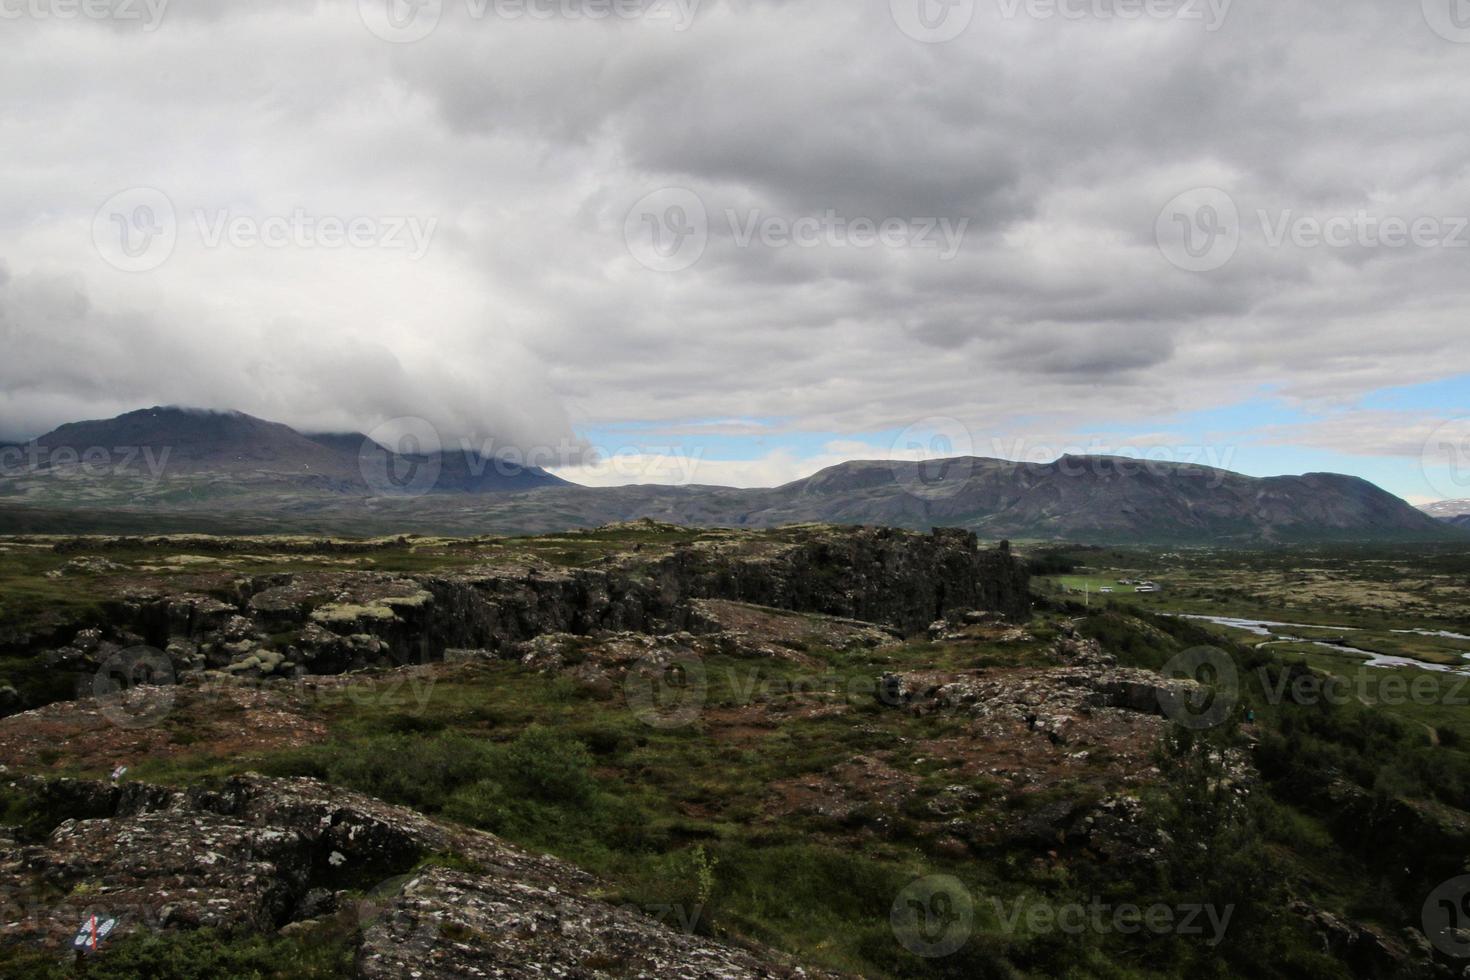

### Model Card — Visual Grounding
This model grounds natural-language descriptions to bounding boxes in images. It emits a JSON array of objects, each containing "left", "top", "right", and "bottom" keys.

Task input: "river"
[{"left": 1173, "top": 614, "right": 1470, "bottom": 674}]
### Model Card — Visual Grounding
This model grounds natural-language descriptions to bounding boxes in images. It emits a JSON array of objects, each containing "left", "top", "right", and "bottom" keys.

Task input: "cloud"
[
  {"left": 0, "top": 268, "right": 573, "bottom": 447},
  {"left": 1254, "top": 412, "right": 1463, "bottom": 459},
  {"left": 554, "top": 438, "right": 899, "bottom": 489},
  {"left": 1, "top": 0, "right": 1468, "bottom": 475}
]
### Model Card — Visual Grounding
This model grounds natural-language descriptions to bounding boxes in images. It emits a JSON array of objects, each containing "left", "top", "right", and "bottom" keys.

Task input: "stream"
[{"left": 1173, "top": 614, "right": 1470, "bottom": 674}]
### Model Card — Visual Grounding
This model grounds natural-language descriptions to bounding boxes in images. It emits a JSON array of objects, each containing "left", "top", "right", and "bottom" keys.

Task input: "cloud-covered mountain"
[{"left": 6, "top": 407, "right": 567, "bottom": 499}]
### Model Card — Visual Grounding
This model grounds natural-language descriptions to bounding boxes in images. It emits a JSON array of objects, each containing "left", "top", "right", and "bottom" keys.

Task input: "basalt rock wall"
[{"left": 10, "top": 526, "right": 1029, "bottom": 714}]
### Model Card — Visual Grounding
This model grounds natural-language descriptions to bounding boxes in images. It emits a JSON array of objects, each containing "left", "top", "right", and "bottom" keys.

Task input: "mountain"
[
  {"left": 0, "top": 409, "right": 1458, "bottom": 543},
  {"left": 1418, "top": 499, "right": 1470, "bottom": 529},
  {"left": 481, "top": 455, "right": 1446, "bottom": 543},
  {"left": 309, "top": 430, "right": 569, "bottom": 494},
  {"left": 4, "top": 407, "right": 567, "bottom": 500},
  {"left": 735, "top": 456, "right": 1455, "bottom": 542},
  {"left": 34, "top": 408, "right": 362, "bottom": 486}
]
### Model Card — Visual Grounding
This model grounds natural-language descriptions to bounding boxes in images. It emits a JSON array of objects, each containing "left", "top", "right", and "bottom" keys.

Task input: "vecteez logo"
[
  {"left": 0, "top": 443, "right": 172, "bottom": 481},
  {"left": 192, "top": 210, "right": 437, "bottom": 259},
  {"left": 1157, "top": 646, "right": 1239, "bottom": 729},
  {"left": 890, "top": 875, "right": 974, "bottom": 957},
  {"left": 1159, "top": 186, "right": 1470, "bottom": 274},
  {"left": 979, "top": 438, "right": 1238, "bottom": 486},
  {"left": 1424, "top": 876, "right": 1470, "bottom": 957},
  {"left": 1256, "top": 210, "right": 1470, "bottom": 250},
  {"left": 726, "top": 210, "right": 969, "bottom": 260},
  {"left": 359, "top": 417, "right": 444, "bottom": 498},
  {"left": 92, "top": 189, "right": 438, "bottom": 271},
  {"left": 1423, "top": 0, "right": 1470, "bottom": 43},
  {"left": 624, "top": 187, "right": 709, "bottom": 273},
  {"left": 358, "top": 0, "right": 443, "bottom": 42},
  {"left": 92, "top": 646, "right": 175, "bottom": 730},
  {"left": 92, "top": 188, "right": 177, "bottom": 273},
  {"left": 891, "top": 0, "right": 1231, "bottom": 43},
  {"left": 624, "top": 650, "right": 708, "bottom": 728},
  {"left": 359, "top": 0, "right": 706, "bottom": 42},
  {"left": 888, "top": 417, "right": 977, "bottom": 501},
  {"left": 623, "top": 187, "right": 970, "bottom": 272},
  {"left": 996, "top": 0, "right": 1231, "bottom": 30},
  {"left": 0, "top": 0, "right": 170, "bottom": 30},
  {"left": 1156, "top": 187, "right": 1240, "bottom": 273},
  {"left": 1421, "top": 417, "right": 1470, "bottom": 500},
  {"left": 890, "top": 0, "right": 976, "bottom": 43}
]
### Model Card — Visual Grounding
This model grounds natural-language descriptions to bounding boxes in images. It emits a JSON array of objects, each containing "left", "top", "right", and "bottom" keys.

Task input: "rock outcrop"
[
  {"left": 8, "top": 526, "right": 1027, "bottom": 716},
  {"left": 0, "top": 773, "right": 835, "bottom": 977},
  {"left": 357, "top": 866, "right": 826, "bottom": 979},
  {"left": 877, "top": 636, "right": 1197, "bottom": 742}
]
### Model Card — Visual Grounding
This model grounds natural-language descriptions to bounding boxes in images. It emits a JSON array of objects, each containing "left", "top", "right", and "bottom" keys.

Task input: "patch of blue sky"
[{"left": 1359, "top": 374, "right": 1470, "bottom": 413}]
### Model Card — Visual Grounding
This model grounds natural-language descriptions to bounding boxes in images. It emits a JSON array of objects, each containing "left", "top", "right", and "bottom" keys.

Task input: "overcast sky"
[{"left": 2, "top": 0, "right": 1468, "bottom": 500}]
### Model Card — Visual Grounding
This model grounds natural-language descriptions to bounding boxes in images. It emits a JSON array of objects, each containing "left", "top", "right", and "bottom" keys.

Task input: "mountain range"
[
  {"left": 0, "top": 407, "right": 1459, "bottom": 543},
  {"left": 1417, "top": 498, "right": 1470, "bottom": 528}
]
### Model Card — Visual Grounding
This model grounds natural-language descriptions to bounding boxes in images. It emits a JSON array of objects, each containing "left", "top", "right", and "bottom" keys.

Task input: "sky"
[{"left": 2, "top": 0, "right": 1469, "bottom": 502}]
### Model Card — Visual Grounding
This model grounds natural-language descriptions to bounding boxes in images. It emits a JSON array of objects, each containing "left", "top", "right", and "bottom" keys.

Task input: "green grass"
[{"left": 0, "top": 545, "right": 108, "bottom": 631}]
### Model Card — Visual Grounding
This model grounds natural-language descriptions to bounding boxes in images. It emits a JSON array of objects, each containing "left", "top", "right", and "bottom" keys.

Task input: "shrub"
[
  {"left": 262, "top": 733, "right": 498, "bottom": 813},
  {"left": 503, "top": 725, "right": 597, "bottom": 805}
]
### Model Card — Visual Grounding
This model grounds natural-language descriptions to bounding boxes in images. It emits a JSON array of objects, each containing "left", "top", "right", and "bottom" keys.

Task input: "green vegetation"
[
  {"left": 0, "top": 924, "right": 356, "bottom": 979},
  {"left": 1035, "top": 541, "right": 1470, "bottom": 630},
  {"left": 82, "top": 630, "right": 1369, "bottom": 977},
  {"left": 5, "top": 534, "right": 1470, "bottom": 976}
]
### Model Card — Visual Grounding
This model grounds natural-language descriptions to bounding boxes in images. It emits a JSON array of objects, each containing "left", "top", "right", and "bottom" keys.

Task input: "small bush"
[
  {"left": 503, "top": 725, "right": 597, "bottom": 805},
  {"left": 262, "top": 733, "right": 498, "bottom": 813}
]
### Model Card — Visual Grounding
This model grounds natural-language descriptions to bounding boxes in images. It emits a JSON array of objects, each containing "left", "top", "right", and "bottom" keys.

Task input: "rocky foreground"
[
  {"left": 0, "top": 524, "right": 1460, "bottom": 978},
  {"left": 0, "top": 773, "right": 833, "bottom": 978},
  {"left": 0, "top": 624, "right": 1210, "bottom": 976}
]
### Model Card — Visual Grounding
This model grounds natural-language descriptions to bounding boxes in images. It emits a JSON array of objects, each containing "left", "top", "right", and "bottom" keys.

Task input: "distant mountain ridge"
[
  {"left": 9, "top": 407, "right": 567, "bottom": 496},
  {"left": 1418, "top": 498, "right": 1470, "bottom": 529},
  {"left": 572, "top": 454, "right": 1450, "bottom": 543},
  {"left": 0, "top": 408, "right": 1459, "bottom": 543}
]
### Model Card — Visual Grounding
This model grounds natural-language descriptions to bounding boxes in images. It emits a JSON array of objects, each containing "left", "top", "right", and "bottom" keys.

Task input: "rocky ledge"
[
  {"left": 877, "top": 633, "right": 1200, "bottom": 741},
  {"left": 8, "top": 525, "right": 1027, "bottom": 717},
  {"left": 0, "top": 773, "right": 836, "bottom": 978}
]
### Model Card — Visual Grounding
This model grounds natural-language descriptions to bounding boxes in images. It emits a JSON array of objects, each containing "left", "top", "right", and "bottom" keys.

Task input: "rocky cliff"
[{"left": 4, "top": 524, "right": 1029, "bottom": 716}]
